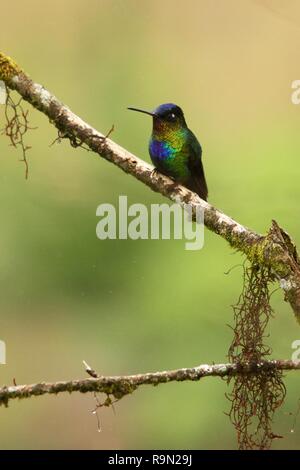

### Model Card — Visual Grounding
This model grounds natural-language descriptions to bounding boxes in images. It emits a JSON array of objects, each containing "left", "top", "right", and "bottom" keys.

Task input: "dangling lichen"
[
  {"left": 1, "top": 88, "right": 35, "bottom": 178},
  {"left": 227, "top": 264, "right": 286, "bottom": 449}
]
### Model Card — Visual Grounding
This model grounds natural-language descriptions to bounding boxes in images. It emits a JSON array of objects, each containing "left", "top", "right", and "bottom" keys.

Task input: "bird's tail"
[{"left": 187, "top": 161, "right": 208, "bottom": 201}]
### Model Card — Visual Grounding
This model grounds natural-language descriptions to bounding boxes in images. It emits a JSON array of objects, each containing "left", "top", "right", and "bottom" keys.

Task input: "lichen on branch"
[{"left": 0, "top": 52, "right": 23, "bottom": 82}]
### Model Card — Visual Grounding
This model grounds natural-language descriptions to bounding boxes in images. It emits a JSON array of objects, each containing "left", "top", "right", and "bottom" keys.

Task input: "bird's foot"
[{"left": 151, "top": 168, "right": 160, "bottom": 179}]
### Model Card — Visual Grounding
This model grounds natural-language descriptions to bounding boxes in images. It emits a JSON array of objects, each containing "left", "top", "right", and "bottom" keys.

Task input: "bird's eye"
[{"left": 168, "top": 113, "right": 176, "bottom": 121}]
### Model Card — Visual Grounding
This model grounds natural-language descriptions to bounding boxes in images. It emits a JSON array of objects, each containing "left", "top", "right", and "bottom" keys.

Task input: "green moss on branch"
[{"left": 0, "top": 52, "right": 22, "bottom": 82}]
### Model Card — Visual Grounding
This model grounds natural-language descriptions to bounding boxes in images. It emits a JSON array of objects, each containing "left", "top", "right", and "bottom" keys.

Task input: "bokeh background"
[{"left": 0, "top": 0, "right": 300, "bottom": 450}]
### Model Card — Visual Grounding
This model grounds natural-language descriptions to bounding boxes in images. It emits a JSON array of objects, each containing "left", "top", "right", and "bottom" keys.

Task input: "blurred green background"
[{"left": 0, "top": 0, "right": 300, "bottom": 450}]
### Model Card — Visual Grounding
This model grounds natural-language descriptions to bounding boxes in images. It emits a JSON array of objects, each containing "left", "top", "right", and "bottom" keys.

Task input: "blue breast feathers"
[{"left": 149, "top": 140, "right": 175, "bottom": 163}]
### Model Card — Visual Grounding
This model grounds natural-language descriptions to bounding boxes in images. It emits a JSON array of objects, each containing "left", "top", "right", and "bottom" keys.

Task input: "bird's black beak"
[{"left": 127, "top": 107, "right": 157, "bottom": 118}]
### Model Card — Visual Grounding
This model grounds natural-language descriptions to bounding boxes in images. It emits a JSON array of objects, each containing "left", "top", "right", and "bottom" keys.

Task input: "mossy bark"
[{"left": 0, "top": 52, "right": 22, "bottom": 82}]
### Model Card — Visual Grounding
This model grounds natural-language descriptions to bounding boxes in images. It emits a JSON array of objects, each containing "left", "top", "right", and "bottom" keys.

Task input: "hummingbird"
[{"left": 128, "top": 103, "right": 208, "bottom": 201}]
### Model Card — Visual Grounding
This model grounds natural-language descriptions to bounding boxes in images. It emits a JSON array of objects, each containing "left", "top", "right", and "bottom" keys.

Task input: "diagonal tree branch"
[
  {"left": 0, "top": 360, "right": 299, "bottom": 407},
  {"left": 1, "top": 50, "right": 300, "bottom": 321}
]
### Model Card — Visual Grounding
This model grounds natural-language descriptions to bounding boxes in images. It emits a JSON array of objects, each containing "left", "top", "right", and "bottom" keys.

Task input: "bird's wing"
[{"left": 186, "top": 132, "right": 208, "bottom": 201}]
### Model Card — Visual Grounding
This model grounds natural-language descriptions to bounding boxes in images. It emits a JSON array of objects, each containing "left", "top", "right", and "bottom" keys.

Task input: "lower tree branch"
[{"left": 0, "top": 360, "right": 299, "bottom": 407}]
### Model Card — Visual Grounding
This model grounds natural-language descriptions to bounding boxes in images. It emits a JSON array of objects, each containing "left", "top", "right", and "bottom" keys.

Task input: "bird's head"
[{"left": 128, "top": 103, "right": 187, "bottom": 133}]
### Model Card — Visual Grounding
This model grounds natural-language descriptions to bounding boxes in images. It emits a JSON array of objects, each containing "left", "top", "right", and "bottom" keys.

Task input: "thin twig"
[{"left": 0, "top": 360, "right": 299, "bottom": 407}]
